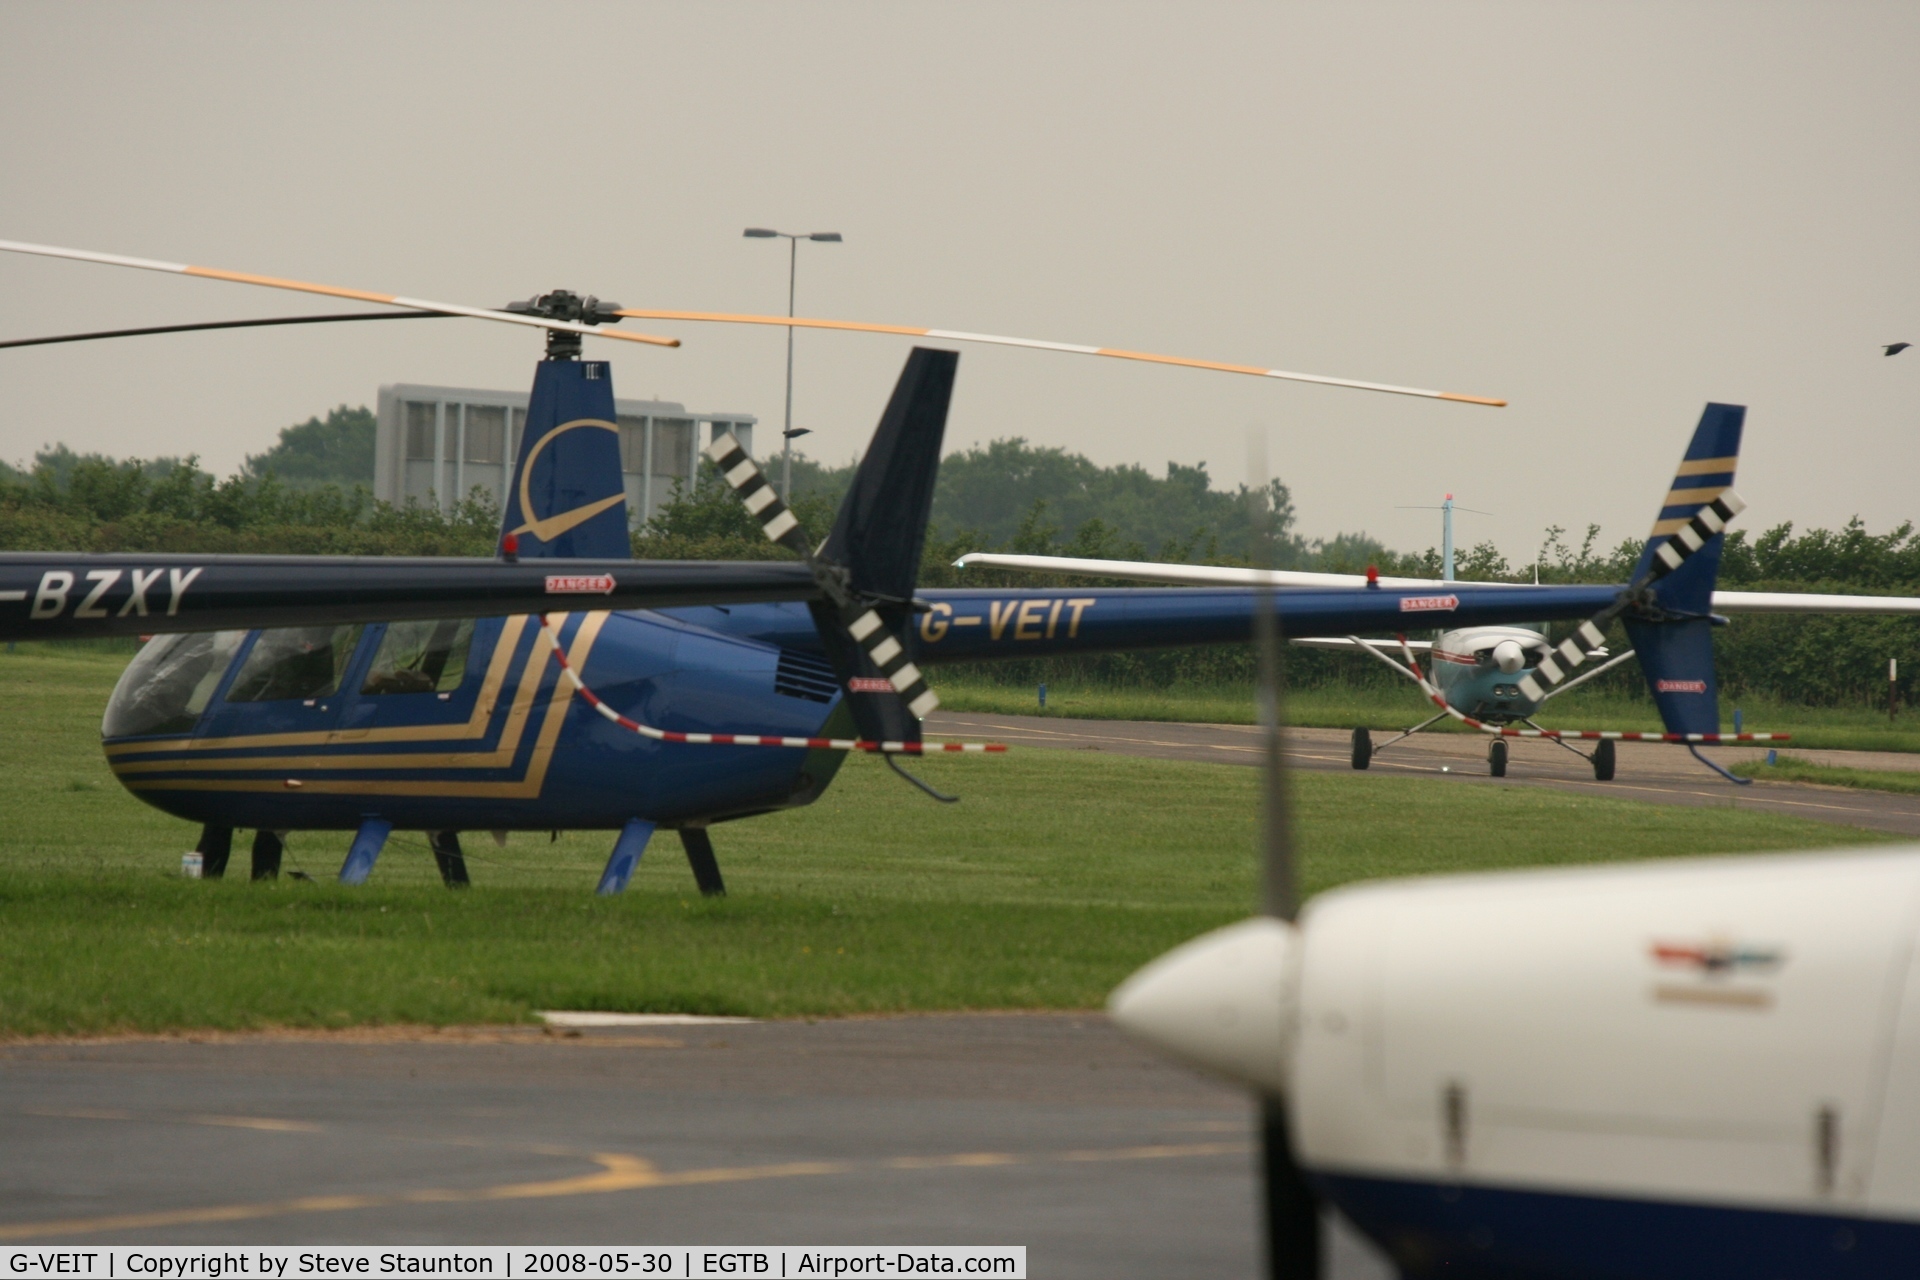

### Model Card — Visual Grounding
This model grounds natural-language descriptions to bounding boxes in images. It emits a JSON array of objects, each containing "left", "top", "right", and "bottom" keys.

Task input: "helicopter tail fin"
[
  {"left": 810, "top": 347, "right": 959, "bottom": 745},
  {"left": 1625, "top": 402, "right": 1745, "bottom": 738},
  {"left": 498, "top": 359, "right": 632, "bottom": 559},
  {"left": 816, "top": 347, "right": 957, "bottom": 604}
]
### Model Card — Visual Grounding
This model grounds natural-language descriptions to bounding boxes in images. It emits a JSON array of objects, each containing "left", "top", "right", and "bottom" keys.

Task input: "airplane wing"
[
  {"left": 953, "top": 552, "right": 1492, "bottom": 590},
  {"left": 1711, "top": 591, "right": 1920, "bottom": 614},
  {"left": 957, "top": 553, "right": 1920, "bottom": 614}
]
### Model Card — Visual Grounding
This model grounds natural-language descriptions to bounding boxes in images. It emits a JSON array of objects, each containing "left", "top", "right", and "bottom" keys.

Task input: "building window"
[
  {"left": 464, "top": 405, "right": 506, "bottom": 464},
  {"left": 404, "top": 402, "right": 438, "bottom": 461},
  {"left": 617, "top": 415, "right": 648, "bottom": 473},
  {"left": 225, "top": 626, "right": 365, "bottom": 703},
  {"left": 653, "top": 417, "right": 694, "bottom": 479}
]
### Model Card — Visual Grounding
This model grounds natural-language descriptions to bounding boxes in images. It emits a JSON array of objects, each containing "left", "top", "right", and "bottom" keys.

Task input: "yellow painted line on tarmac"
[
  {"left": 0, "top": 1141, "right": 1248, "bottom": 1240},
  {"left": 0, "top": 1153, "right": 665, "bottom": 1240}
]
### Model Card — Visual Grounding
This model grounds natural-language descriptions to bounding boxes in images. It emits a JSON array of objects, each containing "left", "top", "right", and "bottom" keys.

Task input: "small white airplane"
[{"left": 1111, "top": 844, "right": 1920, "bottom": 1277}]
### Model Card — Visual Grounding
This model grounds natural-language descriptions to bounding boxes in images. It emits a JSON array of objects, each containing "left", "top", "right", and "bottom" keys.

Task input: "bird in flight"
[{"left": 1886, "top": 342, "right": 1911, "bottom": 356}]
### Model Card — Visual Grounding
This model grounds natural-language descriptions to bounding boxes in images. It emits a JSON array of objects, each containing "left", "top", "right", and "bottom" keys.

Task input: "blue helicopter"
[{"left": 0, "top": 239, "right": 1739, "bottom": 894}]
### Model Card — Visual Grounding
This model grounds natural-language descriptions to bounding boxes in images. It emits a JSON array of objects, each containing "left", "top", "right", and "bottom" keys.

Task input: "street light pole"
[{"left": 745, "top": 228, "right": 842, "bottom": 500}]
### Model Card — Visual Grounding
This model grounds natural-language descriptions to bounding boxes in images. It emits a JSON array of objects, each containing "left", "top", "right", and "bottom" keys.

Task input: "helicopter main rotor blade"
[
  {"left": 0, "top": 552, "right": 817, "bottom": 642},
  {"left": 0, "top": 239, "right": 681, "bottom": 349},
  {"left": 0, "top": 311, "right": 452, "bottom": 350},
  {"left": 615, "top": 308, "right": 1506, "bottom": 406}
]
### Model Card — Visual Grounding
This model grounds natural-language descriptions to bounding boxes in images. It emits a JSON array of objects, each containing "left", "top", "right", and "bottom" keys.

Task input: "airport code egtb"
[{"left": 2, "top": 1251, "right": 1024, "bottom": 1279}]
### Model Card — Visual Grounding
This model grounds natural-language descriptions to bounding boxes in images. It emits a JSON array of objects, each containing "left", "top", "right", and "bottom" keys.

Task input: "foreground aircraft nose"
[{"left": 1107, "top": 916, "right": 1298, "bottom": 1094}]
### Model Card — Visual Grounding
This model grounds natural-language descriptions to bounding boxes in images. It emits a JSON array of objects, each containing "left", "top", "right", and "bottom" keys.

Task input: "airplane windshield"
[
  {"left": 225, "top": 625, "right": 364, "bottom": 703},
  {"left": 101, "top": 630, "right": 247, "bottom": 739}
]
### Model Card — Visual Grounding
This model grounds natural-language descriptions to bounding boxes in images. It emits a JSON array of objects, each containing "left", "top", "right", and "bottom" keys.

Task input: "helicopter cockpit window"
[
  {"left": 101, "top": 630, "right": 247, "bottom": 739},
  {"left": 360, "top": 619, "right": 474, "bottom": 695},
  {"left": 224, "top": 625, "right": 364, "bottom": 703}
]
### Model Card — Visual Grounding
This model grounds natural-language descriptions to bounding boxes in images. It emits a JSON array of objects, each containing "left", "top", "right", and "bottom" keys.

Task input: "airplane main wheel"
[
  {"left": 1593, "top": 738, "right": 1617, "bottom": 782},
  {"left": 1488, "top": 739, "right": 1508, "bottom": 778},
  {"left": 1350, "top": 727, "right": 1372, "bottom": 770}
]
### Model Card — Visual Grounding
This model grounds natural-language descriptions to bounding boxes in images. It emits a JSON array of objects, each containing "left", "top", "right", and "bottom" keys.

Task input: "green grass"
[
  {"left": 935, "top": 675, "right": 1920, "bottom": 752},
  {"left": 1733, "top": 755, "right": 1920, "bottom": 795},
  {"left": 0, "top": 646, "right": 1887, "bottom": 1036}
]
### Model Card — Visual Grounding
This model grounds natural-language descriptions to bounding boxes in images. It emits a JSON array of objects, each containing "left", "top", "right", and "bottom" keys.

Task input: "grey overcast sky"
[{"left": 0, "top": 1, "right": 1914, "bottom": 557}]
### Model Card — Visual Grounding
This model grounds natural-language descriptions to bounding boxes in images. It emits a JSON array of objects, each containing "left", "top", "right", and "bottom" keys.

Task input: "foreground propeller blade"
[
  {"left": 616, "top": 308, "right": 1506, "bottom": 406},
  {"left": 0, "top": 239, "right": 681, "bottom": 348},
  {"left": 1264, "top": 1100, "right": 1323, "bottom": 1279},
  {"left": 1249, "top": 440, "right": 1324, "bottom": 1279}
]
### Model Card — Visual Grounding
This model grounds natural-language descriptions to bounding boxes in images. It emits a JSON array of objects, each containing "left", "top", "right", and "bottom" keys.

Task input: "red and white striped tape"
[
  {"left": 1391, "top": 634, "right": 1788, "bottom": 745},
  {"left": 534, "top": 614, "right": 1004, "bottom": 755}
]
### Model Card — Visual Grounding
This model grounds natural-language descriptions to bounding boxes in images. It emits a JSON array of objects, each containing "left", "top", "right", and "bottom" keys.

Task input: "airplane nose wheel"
[
  {"left": 1592, "top": 738, "right": 1616, "bottom": 782},
  {"left": 1350, "top": 727, "right": 1372, "bottom": 770},
  {"left": 1487, "top": 739, "right": 1508, "bottom": 777}
]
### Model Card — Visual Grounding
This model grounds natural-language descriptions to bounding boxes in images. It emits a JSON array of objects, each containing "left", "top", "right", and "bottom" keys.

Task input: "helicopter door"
[
  {"left": 330, "top": 617, "right": 489, "bottom": 738},
  {"left": 196, "top": 624, "right": 369, "bottom": 739}
]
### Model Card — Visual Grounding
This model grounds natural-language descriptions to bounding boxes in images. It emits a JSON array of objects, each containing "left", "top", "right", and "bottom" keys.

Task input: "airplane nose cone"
[
  {"left": 1108, "top": 916, "right": 1298, "bottom": 1094},
  {"left": 1493, "top": 639, "right": 1526, "bottom": 674}
]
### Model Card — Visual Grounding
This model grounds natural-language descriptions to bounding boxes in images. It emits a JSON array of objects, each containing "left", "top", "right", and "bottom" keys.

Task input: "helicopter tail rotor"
[{"left": 705, "top": 348, "right": 957, "bottom": 747}]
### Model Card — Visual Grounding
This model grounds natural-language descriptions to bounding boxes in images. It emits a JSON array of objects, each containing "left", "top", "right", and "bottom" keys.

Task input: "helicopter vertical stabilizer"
[
  {"left": 1626, "top": 403, "right": 1744, "bottom": 737},
  {"left": 810, "top": 348, "right": 959, "bottom": 746},
  {"left": 818, "top": 348, "right": 957, "bottom": 604},
  {"left": 499, "top": 359, "right": 631, "bottom": 559}
]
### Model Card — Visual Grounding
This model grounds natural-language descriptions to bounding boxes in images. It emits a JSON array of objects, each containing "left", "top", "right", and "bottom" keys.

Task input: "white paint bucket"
[{"left": 181, "top": 852, "right": 203, "bottom": 879}]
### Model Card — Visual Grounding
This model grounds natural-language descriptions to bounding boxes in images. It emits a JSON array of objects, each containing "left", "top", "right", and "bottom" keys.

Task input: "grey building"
[{"left": 373, "top": 383, "right": 756, "bottom": 525}]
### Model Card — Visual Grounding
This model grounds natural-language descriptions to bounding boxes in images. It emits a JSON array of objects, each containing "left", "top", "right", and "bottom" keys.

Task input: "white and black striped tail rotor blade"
[
  {"left": 1517, "top": 489, "right": 1745, "bottom": 703},
  {"left": 703, "top": 431, "right": 939, "bottom": 724},
  {"left": 843, "top": 604, "right": 940, "bottom": 719},
  {"left": 703, "top": 432, "right": 813, "bottom": 557},
  {"left": 1649, "top": 491, "right": 1745, "bottom": 578},
  {"left": 1515, "top": 620, "right": 1611, "bottom": 703}
]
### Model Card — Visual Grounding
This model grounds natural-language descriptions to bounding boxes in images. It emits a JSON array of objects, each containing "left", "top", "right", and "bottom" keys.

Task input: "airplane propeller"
[
  {"left": 0, "top": 238, "right": 1508, "bottom": 406},
  {"left": 1249, "top": 452, "right": 1324, "bottom": 1279}
]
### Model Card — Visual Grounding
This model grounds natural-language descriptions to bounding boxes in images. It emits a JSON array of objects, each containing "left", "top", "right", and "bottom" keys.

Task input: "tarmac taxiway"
[
  {"left": 0, "top": 1014, "right": 1395, "bottom": 1279},
  {"left": 928, "top": 713, "right": 1920, "bottom": 837}
]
